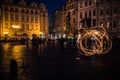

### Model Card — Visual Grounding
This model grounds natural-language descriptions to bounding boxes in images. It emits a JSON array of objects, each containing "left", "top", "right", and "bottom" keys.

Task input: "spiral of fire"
[{"left": 77, "top": 27, "right": 112, "bottom": 56}]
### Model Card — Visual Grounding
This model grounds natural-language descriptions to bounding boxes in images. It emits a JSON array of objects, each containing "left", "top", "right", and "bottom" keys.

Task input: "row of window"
[
  {"left": 5, "top": 14, "right": 39, "bottom": 22},
  {"left": 99, "top": 0, "right": 118, "bottom": 4},
  {"left": 81, "top": 19, "right": 117, "bottom": 28},
  {"left": 80, "top": 7, "right": 117, "bottom": 18},
  {"left": 3, "top": 0, "right": 41, "bottom": 7},
  {"left": 80, "top": 0, "right": 118, "bottom": 8},
  {"left": 4, "top": 12, "right": 47, "bottom": 22},
  {"left": 4, "top": 7, "right": 39, "bottom": 14},
  {"left": 67, "top": 3, "right": 77, "bottom": 10},
  {"left": 80, "top": 19, "right": 96, "bottom": 27},
  {"left": 80, "top": 0, "right": 96, "bottom": 8},
  {"left": 80, "top": 9, "right": 96, "bottom": 18},
  {"left": 100, "top": 20, "right": 117, "bottom": 28}
]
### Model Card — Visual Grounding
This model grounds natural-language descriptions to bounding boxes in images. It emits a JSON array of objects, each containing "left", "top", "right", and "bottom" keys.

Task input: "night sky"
[{"left": 27, "top": 0, "right": 67, "bottom": 15}]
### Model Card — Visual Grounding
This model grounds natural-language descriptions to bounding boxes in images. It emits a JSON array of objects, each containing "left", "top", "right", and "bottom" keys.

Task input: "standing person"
[
  {"left": 31, "top": 36, "right": 35, "bottom": 56},
  {"left": 36, "top": 37, "right": 40, "bottom": 55},
  {"left": 26, "top": 37, "right": 29, "bottom": 49},
  {"left": 39, "top": 37, "right": 43, "bottom": 56},
  {"left": 31, "top": 36, "right": 39, "bottom": 56}
]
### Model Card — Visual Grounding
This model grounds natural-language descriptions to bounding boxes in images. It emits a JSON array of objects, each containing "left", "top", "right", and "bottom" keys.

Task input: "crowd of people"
[{"left": 30, "top": 35, "right": 47, "bottom": 56}]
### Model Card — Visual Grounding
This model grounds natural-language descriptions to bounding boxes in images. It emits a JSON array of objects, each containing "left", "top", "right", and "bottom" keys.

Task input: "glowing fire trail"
[{"left": 77, "top": 26, "right": 112, "bottom": 56}]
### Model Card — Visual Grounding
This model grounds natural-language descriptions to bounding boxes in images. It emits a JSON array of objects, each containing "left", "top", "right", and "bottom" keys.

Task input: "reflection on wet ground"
[{"left": 0, "top": 43, "right": 120, "bottom": 80}]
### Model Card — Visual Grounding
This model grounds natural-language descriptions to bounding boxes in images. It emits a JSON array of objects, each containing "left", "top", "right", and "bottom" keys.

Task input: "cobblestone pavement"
[{"left": 0, "top": 43, "right": 120, "bottom": 80}]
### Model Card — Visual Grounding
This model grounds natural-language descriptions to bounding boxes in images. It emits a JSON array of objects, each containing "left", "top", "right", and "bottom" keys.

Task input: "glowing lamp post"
[{"left": 12, "top": 25, "right": 20, "bottom": 39}]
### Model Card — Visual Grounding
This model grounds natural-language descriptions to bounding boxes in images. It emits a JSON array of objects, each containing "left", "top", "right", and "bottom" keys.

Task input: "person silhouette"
[{"left": 10, "top": 59, "right": 18, "bottom": 80}]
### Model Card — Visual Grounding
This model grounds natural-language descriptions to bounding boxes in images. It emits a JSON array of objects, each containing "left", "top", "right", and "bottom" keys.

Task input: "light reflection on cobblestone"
[{"left": 0, "top": 43, "right": 30, "bottom": 80}]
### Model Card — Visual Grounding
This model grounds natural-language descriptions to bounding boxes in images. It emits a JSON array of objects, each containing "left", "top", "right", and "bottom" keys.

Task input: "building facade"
[
  {"left": 53, "top": 0, "right": 78, "bottom": 37},
  {"left": 65, "top": 0, "right": 78, "bottom": 36},
  {"left": 53, "top": 7, "right": 66, "bottom": 36},
  {"left": 77, "top": 0, "right": 97, "bottom": 28},
  {"left": 53, "top": 0, "right": 120, "bottom": 38},
  {"left": 0, "top": 7, "right": 2, "bottom": 37},
  {"left": 0, "top": 0, "right": 48, "bottom": 39},
  {"left": 77, "top": 0, "right": 120, "bottom": 37}
]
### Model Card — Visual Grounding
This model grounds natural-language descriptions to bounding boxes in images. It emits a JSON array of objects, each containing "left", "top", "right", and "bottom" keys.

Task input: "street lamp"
[{"left": 12, "top": 25, "right": 20, "bottom": 39}]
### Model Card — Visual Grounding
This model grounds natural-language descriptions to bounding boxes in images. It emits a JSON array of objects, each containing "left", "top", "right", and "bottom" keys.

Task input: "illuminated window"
[{"left": 93, "top": 0, "right": 97, "bottom": 4}]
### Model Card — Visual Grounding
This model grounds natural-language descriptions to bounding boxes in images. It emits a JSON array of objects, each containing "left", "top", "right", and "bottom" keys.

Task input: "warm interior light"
[
  {"left": 94, "top": 0, "right": 97, "bottom": 4},
  {"left": 3, "top": 32, "right": 9, "bottom": 34},
  {"left": 12, "top": 25, "right": 20, "bottom": 29},
  {"left": 39, "top": 32, "right": 43, "bottom": 34}
]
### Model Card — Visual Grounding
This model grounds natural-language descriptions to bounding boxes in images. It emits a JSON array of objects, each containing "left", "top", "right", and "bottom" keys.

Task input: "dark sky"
[{"left": 27, "top": 0, "right": 67, "bottom": 15}]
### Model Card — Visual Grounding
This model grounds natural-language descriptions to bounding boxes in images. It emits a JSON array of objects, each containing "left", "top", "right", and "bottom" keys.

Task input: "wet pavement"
[{"left": 0, "top": 43, "right": 120, "bottom": 80}]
